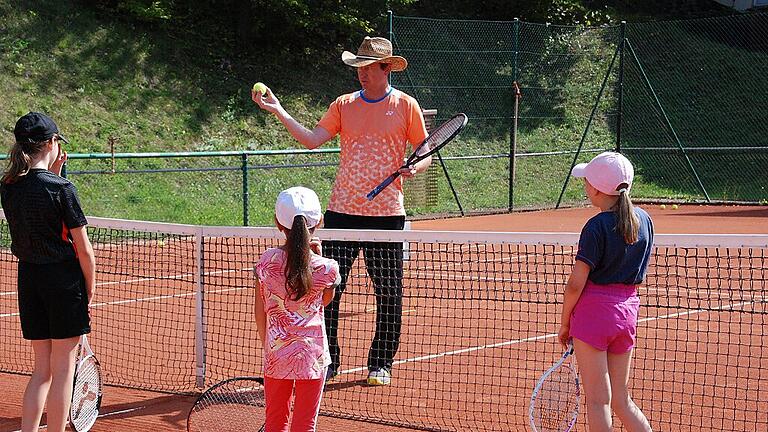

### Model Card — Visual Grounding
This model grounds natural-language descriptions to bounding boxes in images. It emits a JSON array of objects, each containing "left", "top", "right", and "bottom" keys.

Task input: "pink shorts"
[{"left": 569, "top": 281, "right": 640, "bottom": 354}]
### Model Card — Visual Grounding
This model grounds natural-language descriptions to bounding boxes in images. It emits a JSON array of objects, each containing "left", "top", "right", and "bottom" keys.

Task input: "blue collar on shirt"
[{"left": 359, "top": 86, "right": 393, "bottom": 103}]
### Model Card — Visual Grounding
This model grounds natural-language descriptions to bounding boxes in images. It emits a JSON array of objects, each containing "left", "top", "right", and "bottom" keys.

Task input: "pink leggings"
[{"left": 264, "top": 376, "right": 325, "bottom": 432}]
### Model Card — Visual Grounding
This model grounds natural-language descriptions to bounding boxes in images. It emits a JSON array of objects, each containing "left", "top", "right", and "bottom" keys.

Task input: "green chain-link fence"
[
  {"left": 620, "top": 14, "right": 768, "bottom": 203},
  {"left": 390, "top": 12, "right": 768, "bottom": 213},
  {"left": 3, "top": 14, "right": 765, "bottom": 226},
  {"left": 0, "top": 113, "right": 443, "bottom": 227}
]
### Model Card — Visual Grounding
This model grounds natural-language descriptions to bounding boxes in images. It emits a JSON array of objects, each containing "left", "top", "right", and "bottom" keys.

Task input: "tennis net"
[{"left": 0, "top": 212, "right": 766, "bottom": 431}]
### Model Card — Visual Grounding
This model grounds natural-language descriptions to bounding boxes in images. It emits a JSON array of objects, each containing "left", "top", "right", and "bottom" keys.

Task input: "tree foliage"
[{"left": 79, "top": 0, "right": 731, "bottom": 62}]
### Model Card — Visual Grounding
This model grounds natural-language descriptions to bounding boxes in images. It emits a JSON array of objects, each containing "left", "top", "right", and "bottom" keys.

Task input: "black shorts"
[
  {"left": 17, "top": 260, "right": 91, "bottom": 340},
  {"left": 323, "top": 210, "right": 405, "bottom": 230}
]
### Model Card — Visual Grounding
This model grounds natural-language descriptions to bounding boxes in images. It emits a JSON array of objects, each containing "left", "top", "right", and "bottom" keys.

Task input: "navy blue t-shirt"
[
  {"left": 575, "top": 207, "right": 654, "bottom": 285},
  {"left": 1, "top": 169, "right": 88, "bottom": 264}
]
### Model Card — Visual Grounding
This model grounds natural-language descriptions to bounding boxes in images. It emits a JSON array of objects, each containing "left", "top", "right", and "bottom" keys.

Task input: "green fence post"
[
  {"left": 241, "top": 153, "right": 249, "bottom": 226},
  {"left": 509, "top": 18, "right": 520, "bottom": 212},
  {"left": 616, "top": 21, "right": 626, "bottom": 152}
]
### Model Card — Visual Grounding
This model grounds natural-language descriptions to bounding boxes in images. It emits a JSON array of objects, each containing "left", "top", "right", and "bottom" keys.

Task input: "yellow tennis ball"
[
  {"left": 672, "top": 204, "right": 679, "bottom": 210},
  {"left": 157, "top": 239, "right": 166, "bottom": 247},
  {"left": 252, "top": 82, "right": 267, "bottom": 95},
  {"left": 660, "top": 204, "right": 666, "bottom": 209}
]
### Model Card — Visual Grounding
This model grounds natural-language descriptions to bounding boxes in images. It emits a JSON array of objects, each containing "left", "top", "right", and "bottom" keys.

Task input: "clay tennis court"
[{"left": 1, "top": 204, "right": 766, "bottom": 431}]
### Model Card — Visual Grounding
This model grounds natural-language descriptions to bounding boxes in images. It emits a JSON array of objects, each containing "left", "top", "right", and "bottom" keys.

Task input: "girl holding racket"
[
  {"left": 254, "top": 187, "right": 340, "bottom": 432},
  {"left": 559, "top": 152, "right": 653, "bottom": 432},
  {"left": 1, "top": 112, "right": 96, "bottom": 432}
]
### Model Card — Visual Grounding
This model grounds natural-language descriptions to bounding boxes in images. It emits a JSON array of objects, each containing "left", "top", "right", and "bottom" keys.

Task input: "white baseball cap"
[
  {"left": 571, "top": 151, "right": 634, "bottom": 196},
  {"left": 275, "top": 186, "right": 322, "bottom": 229}
]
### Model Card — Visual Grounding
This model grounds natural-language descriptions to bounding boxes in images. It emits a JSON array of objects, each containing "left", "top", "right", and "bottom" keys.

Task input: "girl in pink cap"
[
  {"left": 559, "top": 152, "right": 654, "bottom": 431},
  {"left": 254, "top": 186, "right": 340, "bottom": 432}
]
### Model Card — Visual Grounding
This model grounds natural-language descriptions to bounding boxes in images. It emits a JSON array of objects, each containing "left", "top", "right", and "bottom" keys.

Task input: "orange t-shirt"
[{"left": 317, "top": 88, "right": 428, "bottom": 216}]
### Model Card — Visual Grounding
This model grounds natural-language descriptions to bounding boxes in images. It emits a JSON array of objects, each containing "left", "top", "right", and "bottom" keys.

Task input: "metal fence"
[
  {"left": 389, "top": 12, "right": 768, "bottom": 211},
  {"left": 2, "top": 14, "right": 766, "bottom": 225},
  {"left": 0, "top": 112, "right": 450, "bottom": 226}
]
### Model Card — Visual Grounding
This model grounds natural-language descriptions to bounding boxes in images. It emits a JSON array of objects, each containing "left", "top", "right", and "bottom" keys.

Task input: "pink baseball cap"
[
  {"left": 275, "top": 187, "right": 322, "bottom": 229},
  {"left": 571, "top": 151, "right": 634, "bottom": 196}
]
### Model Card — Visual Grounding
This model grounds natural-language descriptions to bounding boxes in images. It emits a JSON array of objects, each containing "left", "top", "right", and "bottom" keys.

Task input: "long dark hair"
[
  {"left": 615, "top": 184, "right": 639, "bottom": 244},
  {"left": 283, "top": 215, "right": 313, "bottom": 300},
  {"left": 1, "top": 140, "right": 47, "bottom": 184}
]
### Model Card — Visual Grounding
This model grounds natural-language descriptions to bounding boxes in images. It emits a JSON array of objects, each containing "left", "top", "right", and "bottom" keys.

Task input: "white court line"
[
  {"left": 1, "top": 280, "right": 738, "bottom": 299},
  {"left": 10, "top": 406, "right": 147, "bottom": 432},
  {"left": 0, "top": 266, "right": 254, "bottom": 318},
  {"left": 338, "top": 297, "right": 764, "bottom": 375}
]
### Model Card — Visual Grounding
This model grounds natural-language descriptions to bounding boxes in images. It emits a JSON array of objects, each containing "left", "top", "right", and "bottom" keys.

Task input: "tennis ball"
[
  {"left": 660, "top": 204, "right": 666, "bottom": 209},
  {"left": 252, "top": 82, "right": 267, "bottom": 95},
  {"left": 157, "top": 239, "right": 166, "bottom": 247},
  {"left": 672, "top": 204, "right": 679, "bottom": 210}
]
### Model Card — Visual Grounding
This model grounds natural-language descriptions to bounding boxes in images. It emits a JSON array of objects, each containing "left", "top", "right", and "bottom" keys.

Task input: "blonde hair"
[
  {"left": 615, "top": 185, "right": 639, "bottom": 244},
  {"left": 1, "top": 140, "right": 47, "bottom": 185}
]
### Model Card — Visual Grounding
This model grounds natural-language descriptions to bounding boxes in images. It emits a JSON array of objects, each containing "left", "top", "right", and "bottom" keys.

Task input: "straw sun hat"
[{"left": 341, "top": 37, "right": 408, "bottom": 72}]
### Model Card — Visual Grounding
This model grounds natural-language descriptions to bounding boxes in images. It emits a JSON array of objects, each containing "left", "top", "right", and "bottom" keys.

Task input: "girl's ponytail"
[
  {"left": 284, "top": 215, "right": 313, "bottom": 300},
  {"left": 615, "top": 184, "right": 639, "bottom": 244},
  {"left": 1, "top": 141, "right": 39, "bottom": 184}
]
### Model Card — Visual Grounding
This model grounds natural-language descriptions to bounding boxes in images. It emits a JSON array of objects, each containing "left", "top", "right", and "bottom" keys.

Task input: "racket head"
[
  {"left": 70, "top": 335, "right": 103, "bottom": 432},
  {"left": 366, "top": 113, "right": 468, "bottom": 201},
  {"left": 187, "top": 377, "right": 266, "bottom": 432},
  {"left": 529, "top": 346, "right": 580, "bottom": 432},
  {"left": 408, "top": 113, "right": 468, "bottom": 164}
]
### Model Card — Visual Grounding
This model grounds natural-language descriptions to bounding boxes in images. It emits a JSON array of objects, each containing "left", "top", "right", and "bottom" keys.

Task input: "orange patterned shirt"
[{"left": 317, "top": 88, "right": 428, "bottom": 216}]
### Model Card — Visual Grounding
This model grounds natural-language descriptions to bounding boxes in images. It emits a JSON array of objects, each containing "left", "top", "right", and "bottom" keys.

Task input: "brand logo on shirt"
[{"left": 385, "top": 111, "right": 395, "bottom": 116}]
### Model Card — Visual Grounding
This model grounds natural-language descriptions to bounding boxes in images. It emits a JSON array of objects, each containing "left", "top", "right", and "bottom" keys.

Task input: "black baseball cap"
[{"left": 14, "top": 112, "right": 69, "bottom": 144}]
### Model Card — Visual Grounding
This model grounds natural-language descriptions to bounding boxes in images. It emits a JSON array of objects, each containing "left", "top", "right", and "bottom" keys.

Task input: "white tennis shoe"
[{"left": 367, "top": 368, "right": 391, "bottom": 386}]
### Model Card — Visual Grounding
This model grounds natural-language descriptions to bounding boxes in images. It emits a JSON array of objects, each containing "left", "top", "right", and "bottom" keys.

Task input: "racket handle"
[{"left": 366, "top": 173, "right": 400, "bottom": 201}]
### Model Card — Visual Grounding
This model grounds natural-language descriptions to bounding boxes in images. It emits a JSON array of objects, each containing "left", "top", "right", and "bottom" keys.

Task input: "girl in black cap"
[{"left": 1, "top": 112, "right": 96, "bottom": 432}]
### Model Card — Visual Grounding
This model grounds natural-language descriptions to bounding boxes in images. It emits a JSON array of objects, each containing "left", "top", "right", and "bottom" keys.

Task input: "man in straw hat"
[{"left": 252, "top": 36, "right": 431, "bottom": 386}]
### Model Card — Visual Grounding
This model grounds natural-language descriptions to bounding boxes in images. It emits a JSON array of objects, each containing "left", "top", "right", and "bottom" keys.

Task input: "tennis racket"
[
  {"left": 187, "top": 377, "right": 266, "bottom": 432},
  {"left": 366, "top": 113, "right": 468, "bottom": 201},
  {"left": 70, "top": 334, "right": 103, "bottom": 432},
  {"left": 529, "top": 341, "right": 580, "bottom": 432}
]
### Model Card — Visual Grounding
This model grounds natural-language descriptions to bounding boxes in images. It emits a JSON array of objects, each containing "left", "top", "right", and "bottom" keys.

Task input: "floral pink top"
[{"left": 255, "top": 248, "right": 340, "bottom": 380}]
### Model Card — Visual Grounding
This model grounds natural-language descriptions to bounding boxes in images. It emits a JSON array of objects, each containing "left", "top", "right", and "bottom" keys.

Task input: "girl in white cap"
[
  {"left": 254, "top": 186, "right": 340, "bottom": 432},
  {"left": 558, "top": 152, "right": 654, "bottom": 431}
]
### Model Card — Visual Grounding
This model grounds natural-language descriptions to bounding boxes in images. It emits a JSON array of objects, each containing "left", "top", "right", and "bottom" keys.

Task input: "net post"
[
  {"left": 402, "top": 220, "right": 411, "bottom": 261},
  {"left": 193, "top": 227, "right": 206, "bottom": 389}
]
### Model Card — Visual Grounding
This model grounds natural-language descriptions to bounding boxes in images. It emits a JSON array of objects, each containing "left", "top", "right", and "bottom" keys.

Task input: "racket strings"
[
  {"left": 196, "top": 388, "right": 264, "bottom": 408},
  {"left": 423, "top": 116, "right": 466, "bottom": 150},
  {"left": 71, "top": 357, "right": 101, "bottom": 430},
  {"left": 188, "top": 380, "right": 265, "bottom": 432},
  {"left": 532, "top": 365, "right": 579, "bottom": 431}
]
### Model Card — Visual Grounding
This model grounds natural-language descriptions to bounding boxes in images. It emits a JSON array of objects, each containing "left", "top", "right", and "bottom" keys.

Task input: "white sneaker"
[{"left": 367, "top": 368, "right": 391, "bottom": 386}]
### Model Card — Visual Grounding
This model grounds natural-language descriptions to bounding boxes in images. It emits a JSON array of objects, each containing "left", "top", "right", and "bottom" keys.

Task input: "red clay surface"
[
  {"left": 411, "top": 204, "right": 768, "bottom": 233},
  {"left": 1, "top": 204, "right": 766, "bottom": 431}
]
